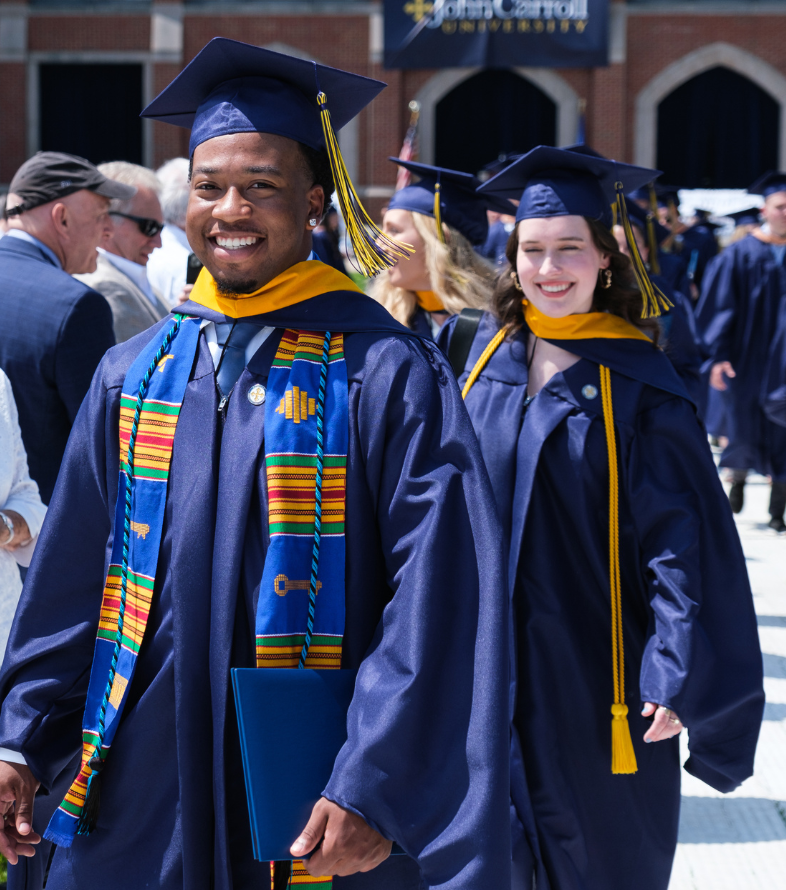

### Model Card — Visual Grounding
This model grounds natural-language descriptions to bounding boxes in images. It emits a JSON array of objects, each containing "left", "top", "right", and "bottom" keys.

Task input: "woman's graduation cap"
[
  {"left": 748, "top": 171, "right": 786, "bottom": 198},
  {"left": 387, "top": 158, "right": 516, "bottom": 247},
  {"left": 479, "top": 145, "right": 670, "bottom": 317},
  {"left": 141, "top": 37, "right": 410, "bottom": 276},
  {"left": 727, "top": 207, "right": 762, "bottom": 227}
]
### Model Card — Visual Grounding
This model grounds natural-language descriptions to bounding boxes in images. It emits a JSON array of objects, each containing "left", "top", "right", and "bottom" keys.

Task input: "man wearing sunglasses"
[{"left": 76, "top": 161, "right": 169, "bottom": 343}]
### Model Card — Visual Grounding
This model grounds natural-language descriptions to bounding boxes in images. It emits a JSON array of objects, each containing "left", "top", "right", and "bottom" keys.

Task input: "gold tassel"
[
  {"left": 646, "top": 185, "right": 661, "bottom": 275},
  {"left": 317, "top": 92, "right": 412, "bottom": 277},
  {"left": 613, "top": 183, "right": 671, "bottom": 319},
  {"left": 433, "top": 181, "right": 447, "bottom": 244},
  {"left": 600, "top": 365, "right": 638, "bottom": 776}
]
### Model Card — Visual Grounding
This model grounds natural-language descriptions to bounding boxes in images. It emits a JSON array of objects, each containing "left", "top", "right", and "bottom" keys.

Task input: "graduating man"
[
  {"left": 0, "top": 40, "right": 513, "bottom": 890},
  {"left": 696, "top": 171, "right": 786, "bottom": 530}
]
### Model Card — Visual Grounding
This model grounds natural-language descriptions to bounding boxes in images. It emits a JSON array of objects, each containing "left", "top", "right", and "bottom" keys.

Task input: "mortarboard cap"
[
  {"left": 141, "top": 38, "right": 408, "bottom": 277},
  {"left": 478, "top": 146, "right": 669, "bottom": 317},
  {"left": 6, "top": 151, "right": 135, "bottom": 216},
  {"left": 477, "top": 145, "right": 659, "bottom": 229},
  {"left": 726, "top": 207, "right": 761, "bottom": 226},
  {"left": 388, "top": 158, "right": 517, "bottom": 247},
  {"left": 748, "top": 171, "right": 786, "bottom": 198},
  {"left": 478, "top": 153, "right": 522, "bottom": 183},
  {"left": 141, "top": 38, "right": 384, "bottom": 157}
]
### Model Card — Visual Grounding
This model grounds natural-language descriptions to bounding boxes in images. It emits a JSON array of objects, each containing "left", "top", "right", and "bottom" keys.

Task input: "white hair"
[
  {"left": 97, "top": 161, "right": 161, "bottom": 215},
  {"left": 155, "top": 157, "right": 190, "bottom": 230}
]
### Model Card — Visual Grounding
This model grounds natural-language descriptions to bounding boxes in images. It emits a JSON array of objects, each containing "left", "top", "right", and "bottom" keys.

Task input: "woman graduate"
[
  {"left": 439, "top": 146, "right": 764, "bottom": 890},
  {"left": 371, "top": 160, "right": 511, "bottom": 338}
]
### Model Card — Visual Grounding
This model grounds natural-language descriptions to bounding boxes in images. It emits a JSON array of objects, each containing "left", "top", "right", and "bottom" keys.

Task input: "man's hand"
[
  {"left": 290, "top": 797, "right": 392, "bottom": 878},
  {"left": 710, "top": 361, "right": 736, "bottom": 391},
  {"left": 642, "top": 702, "right": 684, "bottom": 743},
  {"left": 0, "top": 761, "right": 40, "bottom": 864}
]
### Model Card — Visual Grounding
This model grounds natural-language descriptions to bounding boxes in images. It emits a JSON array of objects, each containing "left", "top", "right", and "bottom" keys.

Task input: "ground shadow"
[
  {"left": 678, "top": 797, "right": 786, "bottom": 844},
  {"left": 763, "top": 701, "right": 786, "bottom": 721},
  {"left": 762, "top": 652, "right": 786, "bottom": 679},
  {"left": 758, "top": 615, "right": 786, "bottom": 628}
]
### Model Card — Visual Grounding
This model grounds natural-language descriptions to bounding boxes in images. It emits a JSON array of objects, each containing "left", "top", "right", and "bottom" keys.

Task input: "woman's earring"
[
  {"left": 601, "top": 269, "right": 612, "bottom": 289},
  {"left": 309, "top": 219, "right": 318, "bottom": 228},
  {"left": 510, "top": 271, "right": 524, "bottom": 293}
]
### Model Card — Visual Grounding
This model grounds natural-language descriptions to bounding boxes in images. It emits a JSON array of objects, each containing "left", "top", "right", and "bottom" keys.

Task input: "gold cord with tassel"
[
  {"left": 600, "top": 365, "right": 638, "bottom": 775},
  {"left": 613, "top": 182, "right": 672, "bottom": 319},
  {"left": 433, "top": 181, "right": 447, "bottom": 244},
  {"left": 317, "top": 92, "right": 412, "bottom": 277},
  {"left": 461, "top": 327, "right": 508, "bottom": 399}
]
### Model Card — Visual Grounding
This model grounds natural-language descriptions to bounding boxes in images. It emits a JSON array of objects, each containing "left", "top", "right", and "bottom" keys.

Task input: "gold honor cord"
[
  {"left": 433, "top": 181, "right": 447, "bottom": 245},
  {"left": 600, "top": 365, "right": 638, "bottom": 775},
  {"left": 613, "top": 183, "right": 672, "bottom": 319},
  {"left": 317, "top": 92, "right": 413, "bottom": 277},
  {"left": 461, "top": 326, "right": 508, "bottom": 400}
]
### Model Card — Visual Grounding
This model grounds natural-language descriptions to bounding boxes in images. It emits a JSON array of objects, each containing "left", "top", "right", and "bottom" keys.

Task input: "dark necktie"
[{"left": 215, "top": 321, "right": 258, "bottom": 398}]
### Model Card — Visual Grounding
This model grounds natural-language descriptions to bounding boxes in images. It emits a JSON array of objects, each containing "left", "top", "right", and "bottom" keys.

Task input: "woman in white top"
[{"left": 0, "top": 369, "right": 46, "bottom": 657}]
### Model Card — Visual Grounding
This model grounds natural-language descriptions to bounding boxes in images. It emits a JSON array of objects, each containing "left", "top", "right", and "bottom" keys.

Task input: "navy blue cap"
[
  {"left": 477, "top": 146, "right": 660, "bottom": 228},
  {"left": 388, "top": 158, "right": 516, "bottom": 247},
  {"left": 478, "top": 153, "right": 522, "bottom": 182},
  {"left": 748, "top": 171, "right": 786, "bottom": 198},
  {"left": 624, "top": 199, "right": 670, "bottom": 245},
  {"left": 726, "top": 206, "right": 761, "bottom": 226},
  {"left": 141, "top": 37, "right": 385, "bottom": 157}
]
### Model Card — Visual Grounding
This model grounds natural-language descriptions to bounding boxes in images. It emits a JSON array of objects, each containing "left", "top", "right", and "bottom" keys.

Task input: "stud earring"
[
  {"left": 601, "top": 269, "right": 612, "bottom": 289},
  {"left": 309, "top": 219, "right": 318, "bottom": 227},
  {"left": 510, "top": 271, "right": 524, "bottom": 293}
]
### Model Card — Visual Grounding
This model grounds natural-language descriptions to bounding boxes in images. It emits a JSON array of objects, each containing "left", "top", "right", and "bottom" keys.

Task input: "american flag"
[{"left": 395, "top": 101, "right": 421, "bottom": 191}]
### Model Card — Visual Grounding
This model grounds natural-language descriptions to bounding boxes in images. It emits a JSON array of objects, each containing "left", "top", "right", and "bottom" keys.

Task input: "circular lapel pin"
[
  {"left": 581, "top": 384, "right": 598, "bottom": 400},
  {"left": 247, "top": 383, "right": 266, "bottom": 406}
]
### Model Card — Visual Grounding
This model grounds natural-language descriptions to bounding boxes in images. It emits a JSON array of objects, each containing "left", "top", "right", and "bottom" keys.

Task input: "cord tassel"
[
  {"left": 647, "top": 186, "right": 661, "bottom": 275},
  {"left": 433, "top": 181, "right": 447, "bottom": 244},
  {"left": 317, "top": 91, "right": 412, "bottom": 277},
  {"left": 600, "top": 365, "right": 637, "bottom": 775},
  {"left": 613, "top": 183, "right": 671, "bottom": 319}
]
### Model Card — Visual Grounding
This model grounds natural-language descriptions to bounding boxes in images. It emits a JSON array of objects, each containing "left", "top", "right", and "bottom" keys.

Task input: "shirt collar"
[
  {"left": 5, "top": 230, "right": 63, "bottom": 269},
  {"left": 99, "top": 247, "right": 154, "bottom": 300}
]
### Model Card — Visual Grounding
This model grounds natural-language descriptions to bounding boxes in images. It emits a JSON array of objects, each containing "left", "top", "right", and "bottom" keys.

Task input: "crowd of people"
[{"left": 0, "top": 35, "right": 772, "bottom": 890}]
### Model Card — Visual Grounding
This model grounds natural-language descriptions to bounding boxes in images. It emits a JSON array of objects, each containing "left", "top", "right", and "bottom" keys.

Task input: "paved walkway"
[{"left": 669, "top": 473, "right": 786, "bottom": 890}]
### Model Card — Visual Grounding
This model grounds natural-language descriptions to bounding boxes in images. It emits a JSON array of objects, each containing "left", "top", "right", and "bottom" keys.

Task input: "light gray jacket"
[{"left": 76, "top": 253, "right": 168, "bottom": 344}]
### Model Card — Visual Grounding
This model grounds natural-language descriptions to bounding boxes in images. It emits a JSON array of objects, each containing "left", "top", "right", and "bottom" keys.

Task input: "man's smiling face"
[{"left": 186, "top": 131, "right": 326, "bottom": 294}]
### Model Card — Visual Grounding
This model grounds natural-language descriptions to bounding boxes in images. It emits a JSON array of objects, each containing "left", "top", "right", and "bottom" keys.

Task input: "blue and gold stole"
[{"left": 45, "top": 314, "right": 202, "bottom": 846}]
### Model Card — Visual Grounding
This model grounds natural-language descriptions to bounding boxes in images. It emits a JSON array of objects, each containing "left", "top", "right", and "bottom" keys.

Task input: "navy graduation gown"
[
  {"left": 0, "top": 290, "right": 514, "bottom": 890},
  {"left": 696, "top": 234, "right": 786, "bottom": 478},
  {"left": 439, "top": 312, "right": 763, "bottom": 890},
  {"left": 652, "top": 274, "right": 703, "bottom": 405},
  {"left": 763, "top": 291, "right": 786, "bottom": 427}
]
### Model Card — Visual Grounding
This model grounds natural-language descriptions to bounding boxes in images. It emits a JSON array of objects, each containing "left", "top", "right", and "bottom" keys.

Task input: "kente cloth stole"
[
  {"left": 258, "top": 331, "right": 348, "bottom": 889},
  {"left": 45, "top": 315, "right": 201, "bottom": 847}
]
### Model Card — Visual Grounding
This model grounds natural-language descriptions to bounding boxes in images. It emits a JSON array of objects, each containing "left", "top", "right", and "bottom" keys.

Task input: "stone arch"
[
  {"left": 634, "top": 42, "right": 786, "bottom": 170},
  {"left": 261, "top": 42, "right": 359, "bottom": 183},
  {"left": 414, "top": 67, "right": 579, "bottom": 165}
]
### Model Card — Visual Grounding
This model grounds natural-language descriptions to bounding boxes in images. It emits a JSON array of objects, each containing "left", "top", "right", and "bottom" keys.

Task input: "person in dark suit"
[{"left": 0, "top": 152, "right": 135, "bottom": 504}]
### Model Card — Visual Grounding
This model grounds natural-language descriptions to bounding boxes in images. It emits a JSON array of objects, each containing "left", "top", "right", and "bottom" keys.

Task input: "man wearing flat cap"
[
  {"left": 0, "top": 151, "right": 135, "bottom": 504},
  {"left": 0, "top": 40, "right": 514, "bottom": 890}
]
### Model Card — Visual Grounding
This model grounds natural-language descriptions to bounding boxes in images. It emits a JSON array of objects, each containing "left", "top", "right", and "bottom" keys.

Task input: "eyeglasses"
[{"left": 109, "top": 212, "right": 164, "bottom": 238}]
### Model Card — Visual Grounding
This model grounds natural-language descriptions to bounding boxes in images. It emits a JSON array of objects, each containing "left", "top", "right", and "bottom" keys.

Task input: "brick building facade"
[{"left": 1, "top": 0, "right": 785, "bottom": 215}]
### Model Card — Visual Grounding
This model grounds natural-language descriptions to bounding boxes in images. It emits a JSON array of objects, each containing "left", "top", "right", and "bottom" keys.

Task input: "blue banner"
[{"left": 384, "top": 0, "right": 608, "bottom": 69}]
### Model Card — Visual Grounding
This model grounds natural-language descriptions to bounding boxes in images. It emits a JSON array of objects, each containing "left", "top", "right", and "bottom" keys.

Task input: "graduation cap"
[
  {"left": 748, "top": 171, "right": 786, "bottom": 198},
  {"left": 726, "top": 206, "right": 761, "bottom": 227},
  {"left": 478, "top": 146, "right": 669, "bottom": 317},
  {"left": 477, "top": 153, "right": 522, "bottom": 183},
  {"left": 141, "top": 37, "right": 409, "bottom": 277},
  {"left": 388, "top": 159, "right": 516, "bottom": 248}
]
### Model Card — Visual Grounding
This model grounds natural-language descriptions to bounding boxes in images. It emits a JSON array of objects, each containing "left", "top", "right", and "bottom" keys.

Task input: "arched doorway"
[
  {"left": 434, "top": 69, "right": 557, "bottom": 175},
  {"left": 656, "top": 66, "right": 778, "bottom": 188}
]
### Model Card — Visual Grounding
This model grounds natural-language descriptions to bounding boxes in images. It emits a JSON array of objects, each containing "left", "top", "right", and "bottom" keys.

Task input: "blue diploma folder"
[{"left": 231, "top": 667, "right": 359, "bottom": 862}]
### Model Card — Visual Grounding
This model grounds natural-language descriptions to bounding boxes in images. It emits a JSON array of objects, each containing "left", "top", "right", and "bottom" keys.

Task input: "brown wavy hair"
[{"left": 492, "top": 217, "right": 660, "bottom": 343}]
